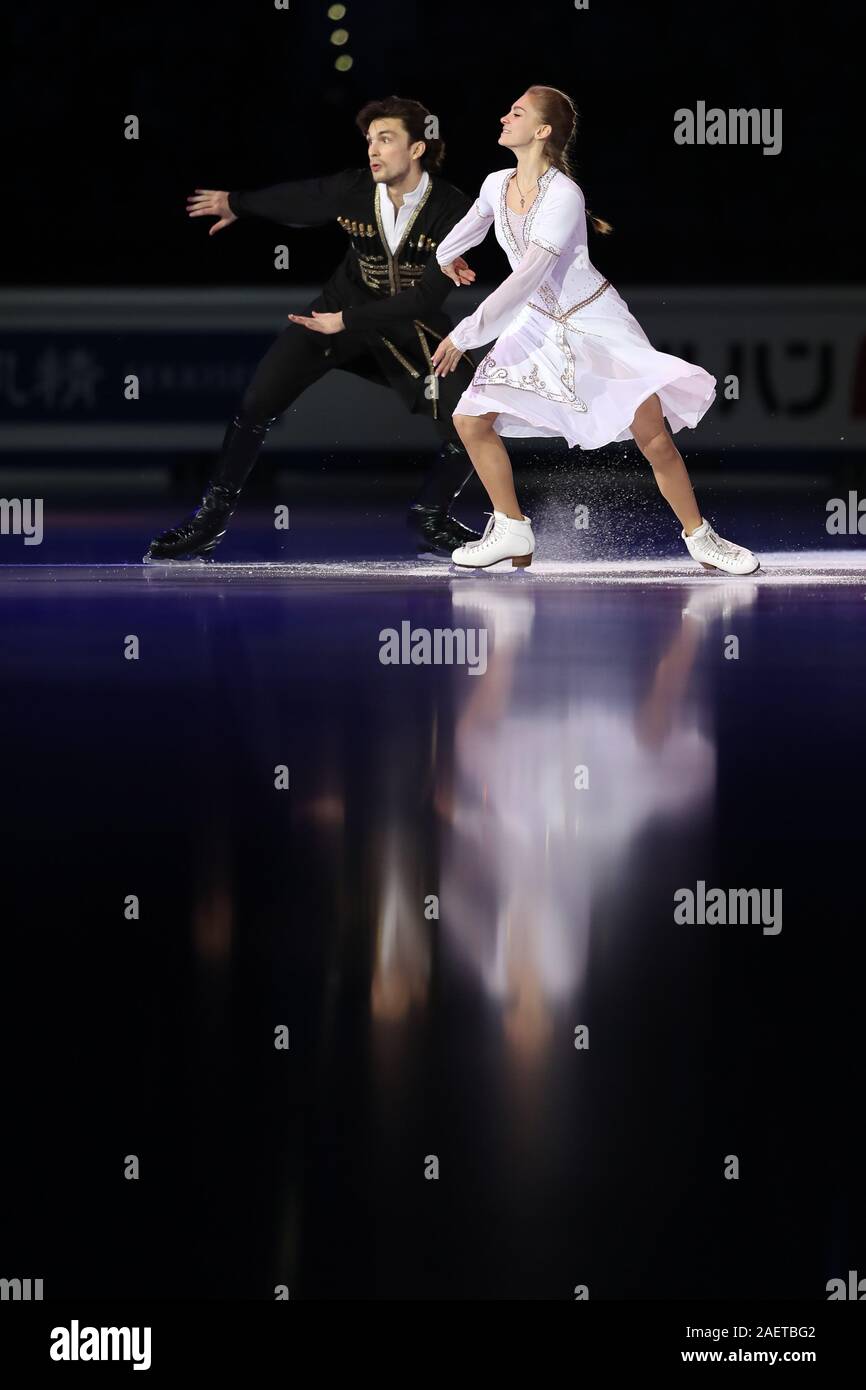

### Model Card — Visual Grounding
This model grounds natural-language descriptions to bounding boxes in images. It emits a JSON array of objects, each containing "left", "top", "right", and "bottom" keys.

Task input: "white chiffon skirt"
[{"left": 454, "top": 283, "right": 716, "bottom": 451}]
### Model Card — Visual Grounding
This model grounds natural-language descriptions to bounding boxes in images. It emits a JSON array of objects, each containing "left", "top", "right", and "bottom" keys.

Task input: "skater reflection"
[
  {"left": 363, "top": 579, "right": 758, "bottom": 1063},
  {"left": 370, "top": 817, "right": 433, "bottom": 1024},
  {"left": 430, "top": 579, "right": 758, "bottom": 1071}
]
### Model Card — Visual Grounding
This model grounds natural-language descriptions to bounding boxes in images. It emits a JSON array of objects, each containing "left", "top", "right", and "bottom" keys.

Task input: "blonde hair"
[{"left": 526, "top": 84, "right": 613, "bottom": 234}]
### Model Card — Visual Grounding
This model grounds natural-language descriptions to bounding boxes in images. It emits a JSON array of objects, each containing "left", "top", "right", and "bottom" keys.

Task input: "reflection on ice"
[{"left": 369, "top": 577, "right": 761, "bottom": 1070}]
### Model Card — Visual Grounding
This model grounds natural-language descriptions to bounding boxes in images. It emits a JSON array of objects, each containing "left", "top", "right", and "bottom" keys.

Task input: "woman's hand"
[
  {"left": 186, "top": 189, "right": 237, "bottom": 236},
  {"left": 440, "top": 256, "right": 476, "bottom": 287},
  {"left": 287, "top": 311, "right": 345, "bottom": 334},
  {"left": 431, "top": 336, "right": 464, "bottom": 377}
]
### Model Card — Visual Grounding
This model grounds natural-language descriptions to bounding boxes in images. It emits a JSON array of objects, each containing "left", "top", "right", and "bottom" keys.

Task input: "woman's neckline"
[{"left": 505, "top": 165, "right": 554, "bottom": 216}]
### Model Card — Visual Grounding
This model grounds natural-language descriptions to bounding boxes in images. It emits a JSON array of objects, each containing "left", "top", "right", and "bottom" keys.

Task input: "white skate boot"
[
  {"left": 451, "top": 511, "right": 535, "bottom": 569},
  {"left": 682, "top": 517, "right": 760, "bottom": 575}
]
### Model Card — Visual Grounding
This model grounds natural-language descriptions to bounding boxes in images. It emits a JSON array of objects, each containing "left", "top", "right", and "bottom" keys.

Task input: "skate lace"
[
  {"left": 160, "top": 514, "right": 200, "bottom": 543},
  {"left": 465, "top": 512, "right": 501, "bottom": 551},
  {"left": 703, "top": 527, "right": 745, "bottom": 561},
  {"left": 157, "top": 489, "right": 233, "bottom": 544}
]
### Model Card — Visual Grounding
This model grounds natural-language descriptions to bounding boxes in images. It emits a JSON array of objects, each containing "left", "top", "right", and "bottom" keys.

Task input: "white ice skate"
[
  {"left": 682, "top": 518, "right": 760, "bottom": 576},
  {"left": 451, "top": 511, "right": 534, "bottom": 569}
]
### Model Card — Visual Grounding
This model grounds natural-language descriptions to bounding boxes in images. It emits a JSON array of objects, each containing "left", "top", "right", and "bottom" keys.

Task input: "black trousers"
[{"left": 238, "top": 319, "right": 475, "bottom": 448}]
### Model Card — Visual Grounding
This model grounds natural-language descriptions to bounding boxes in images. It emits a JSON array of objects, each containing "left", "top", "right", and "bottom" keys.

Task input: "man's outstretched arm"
[{"left": 187, "top": 169, "right": 367, "bottom": 234}]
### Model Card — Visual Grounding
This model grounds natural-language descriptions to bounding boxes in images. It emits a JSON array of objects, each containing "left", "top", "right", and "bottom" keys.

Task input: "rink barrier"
[{"left": 0, "top": 287, "right": 863, "bottom": 451}]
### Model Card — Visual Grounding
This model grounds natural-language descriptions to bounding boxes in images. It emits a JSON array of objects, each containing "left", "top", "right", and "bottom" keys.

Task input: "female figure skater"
[{"left": 431, "top": 86, "right": 759, "bottom": 574}]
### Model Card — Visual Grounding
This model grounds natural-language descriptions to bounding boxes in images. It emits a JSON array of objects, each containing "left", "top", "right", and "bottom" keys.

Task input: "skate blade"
[
  {"left": 142, "top": 553, "right": 215, "bottom": 566},
  {"left": 700, "top": 561, "right": 762, "bottom": 576},
  {"left": 450, "top": 556, "right": 533, "bottom": 573}
]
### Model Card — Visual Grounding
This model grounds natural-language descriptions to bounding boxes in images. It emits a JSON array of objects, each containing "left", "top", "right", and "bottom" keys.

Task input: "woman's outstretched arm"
[
  {"left": 435, "top": 174, "right": 497, "bottom": 265},
  {"left": 447, "top": 242, "right": 558, "bottom": 351}
]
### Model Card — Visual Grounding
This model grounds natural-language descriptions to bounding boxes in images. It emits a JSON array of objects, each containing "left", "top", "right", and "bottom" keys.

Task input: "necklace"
[
  {"left": 513, "top": 165, "right": 550, "bottom": 209},
  {"left": 513, "top": 173, "right": 537, "bottom": 210}
]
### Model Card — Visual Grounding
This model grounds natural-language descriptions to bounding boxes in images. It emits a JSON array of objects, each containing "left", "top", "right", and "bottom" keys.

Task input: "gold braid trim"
[
  {"left": 414, "top": 320, "right": 479, "bottom": 375},
  {"left": 527, "top": 279, "right": 611, "bottom": 323},
  {"left": 374, "top": 180, "right": 435, "bottom": 295},
  {"left": 380, "top": 337, "right": 421, "bottom": 378},
  {"left": 413, "top": 322, "right": 438, "bottom": 420},
  {"left": 374, "top": 321, "right": 478, "bottom": 411}
]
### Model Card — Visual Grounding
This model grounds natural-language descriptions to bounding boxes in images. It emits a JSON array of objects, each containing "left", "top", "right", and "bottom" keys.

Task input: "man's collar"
[
  {"left": 404, "top": 169, "right": 430, "bottom": 203},
  {"left": 377, "top": 168, "right": 430, "bottom": 208}
]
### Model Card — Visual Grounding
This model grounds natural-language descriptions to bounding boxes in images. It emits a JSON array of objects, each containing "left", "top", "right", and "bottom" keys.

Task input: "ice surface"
[{"left": 2, "top": 552, "right": 864, "bottom": 588}]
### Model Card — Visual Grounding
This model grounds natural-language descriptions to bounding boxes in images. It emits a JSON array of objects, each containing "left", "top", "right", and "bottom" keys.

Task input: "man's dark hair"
[{"left": 355, "top": 96, "right": 445, "bottom": 172}]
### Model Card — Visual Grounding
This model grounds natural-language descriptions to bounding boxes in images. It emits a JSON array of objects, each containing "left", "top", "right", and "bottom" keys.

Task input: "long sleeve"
[
  {"left": 448, "top": 242, "right": 558, "bottom": 351},
  {"left": 227, "top": 168, "right": 365, "bottom": 228},
  {"left": 341, "top": 255, "right": 455, "bottom": 333},
  {"left": 435, "top": 173, "right": 497, "bottom": 266},
  {"left": 448, "top": 176, "right": 589, "bottom": 351}
]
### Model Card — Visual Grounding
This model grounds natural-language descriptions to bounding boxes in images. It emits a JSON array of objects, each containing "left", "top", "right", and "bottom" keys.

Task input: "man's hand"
[
  {"left": 431, "top": 335, "right": 464, "bottom": 376},
  {"left": 440, "top": 256, "right": 475, "bottom": 287},
  {"left": 186, "top": 189, "right": 237, "bottom": 235},
  {"left": 287, "top": 311, "right": 345, "bottom": 335}
]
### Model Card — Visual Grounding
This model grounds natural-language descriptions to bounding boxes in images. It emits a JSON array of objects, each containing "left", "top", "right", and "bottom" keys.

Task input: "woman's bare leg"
[
  {"left": 453, "top": 412, "right": 524, "bottom": 519},
  {"left": 630, "top": 393, "right": 703, "bottom": 534},
  {"left": 454, "top": 395, "right": 702, "bottom": 531}
]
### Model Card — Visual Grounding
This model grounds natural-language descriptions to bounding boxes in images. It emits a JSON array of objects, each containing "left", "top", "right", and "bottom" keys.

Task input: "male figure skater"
[{"left": 144, "top": 96, "right": 482, "bottom": 561}]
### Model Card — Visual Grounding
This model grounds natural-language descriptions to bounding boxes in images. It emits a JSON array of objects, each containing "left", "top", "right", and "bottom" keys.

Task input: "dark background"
[{"left": 6, "top": 0, "right": 857, "bottom": 289}]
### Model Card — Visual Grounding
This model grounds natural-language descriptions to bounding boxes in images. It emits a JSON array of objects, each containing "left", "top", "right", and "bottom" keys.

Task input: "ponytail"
[{"left": 587, "top": 210, "right": 613, "bottom": 236}]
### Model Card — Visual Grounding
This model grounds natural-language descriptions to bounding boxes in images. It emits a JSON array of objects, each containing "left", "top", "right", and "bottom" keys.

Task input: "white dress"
[{"left": 435, "top": 167, "right": 716, "bottom": 450}]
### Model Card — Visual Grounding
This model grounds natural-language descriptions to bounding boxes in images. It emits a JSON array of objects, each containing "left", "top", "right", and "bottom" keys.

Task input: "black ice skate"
[
  {"left": 408, "top": 440, "right": 481, "bottom": 558},
  {"left": 407, "top": 503, "right": 482, "bottom": 558},
  {"left": 143, "top": 414, "right": 278, "bottom": 562},
  {"left": 144, "top": 482, "right": 242, "bottom": 561}
]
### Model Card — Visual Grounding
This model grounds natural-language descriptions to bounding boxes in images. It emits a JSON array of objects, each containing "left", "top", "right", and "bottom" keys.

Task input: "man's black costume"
[{"left": 145, "top": 167, "right": 482, "bottom": 560}]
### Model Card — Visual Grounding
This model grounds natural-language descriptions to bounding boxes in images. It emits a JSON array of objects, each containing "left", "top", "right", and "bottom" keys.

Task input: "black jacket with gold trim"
[{"left": 227, "top": 168, "right": 474, "bottom": 413}]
